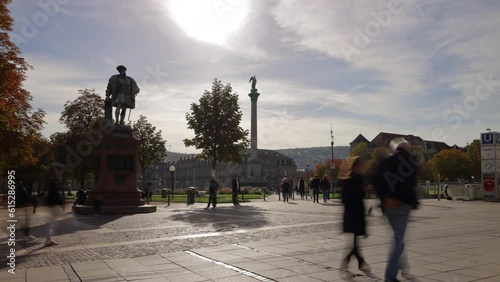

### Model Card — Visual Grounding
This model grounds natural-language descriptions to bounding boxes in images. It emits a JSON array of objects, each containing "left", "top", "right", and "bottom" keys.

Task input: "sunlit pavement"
[{"left": 1, "top": 196, "right": 500, "bottom": 281}]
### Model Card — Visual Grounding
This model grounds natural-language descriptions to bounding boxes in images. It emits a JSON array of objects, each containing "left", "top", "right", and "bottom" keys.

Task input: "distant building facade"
[
  {"left": 142, "top": 149, "right": 296, "bottom": 191},
  {"left": 140, "top": 80, "right": 297, "bottom": 191},
  {"left": 350, "top": 132, "right": 453, "bottom": 161}
]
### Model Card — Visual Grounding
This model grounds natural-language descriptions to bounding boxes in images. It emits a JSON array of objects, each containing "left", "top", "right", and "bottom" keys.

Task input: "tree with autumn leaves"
[
  {"left": 430, "top": 149, "right": 472, "bottom": 181},
  {"left": 0, "top": 0, "right": 46, "bottom": 173},
  {"left": 320, "top": 141, "right": 480, "bottom": 184}
]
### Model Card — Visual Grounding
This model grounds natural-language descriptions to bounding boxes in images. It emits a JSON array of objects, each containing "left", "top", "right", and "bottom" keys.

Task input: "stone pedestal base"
[
  {"left": 72, "top": 204, "right": 157, "bottom": 215},
  {"left": 86, "top": 125, "right": 143, "bottom": 207}
]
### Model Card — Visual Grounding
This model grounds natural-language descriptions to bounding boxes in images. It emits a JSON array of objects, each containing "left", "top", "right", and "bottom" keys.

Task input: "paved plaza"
[{"left": 1, "top": 196, "right": 500, "bottom": 281}]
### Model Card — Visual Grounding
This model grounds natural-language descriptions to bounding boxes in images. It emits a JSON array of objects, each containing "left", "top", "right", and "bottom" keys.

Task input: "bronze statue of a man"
[{"left": 105, "top": 65, "right": 140, "bottom": 125}]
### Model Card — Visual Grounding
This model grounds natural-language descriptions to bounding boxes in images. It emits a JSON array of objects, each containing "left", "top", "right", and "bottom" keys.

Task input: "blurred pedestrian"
[
  {"left": 231, "top": 175, "right": 241, "bottom": 206},
  {"left": 207, "top": 177, "right": 219, "bottom": 209},
  {"left": 146, "top": 187, "right": 152, "bottom": 204},
  {"left": 320, "top": 175, "right": 330, "bottom": 203},
  {"left": 17, "top": 181, "right": 36, "bottom": 241},
  {"left": 311, "top": 174, "right": 321, "bottom": 203},
  {"left": 373, "top": 137, "right": 419, "bottom": 281},
  {"left": 298, "top": 176, "right": 306, "bottom": 199},
  {"left": 288, "top": 179, "right": 294, "bottom": 200},
  {"left": 338, "top": 156, "right": 371, "bottom": 275},
  {"left": 280, "top": 178, "right": 290, "bottom": 202},
  {"left": 45, "top": 181, "right": 64, "bottom": 247}
]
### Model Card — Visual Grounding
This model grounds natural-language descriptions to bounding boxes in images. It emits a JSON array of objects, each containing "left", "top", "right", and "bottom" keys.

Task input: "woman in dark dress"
[{"left": 338, "top": 156, "right": 371, "bottom": 274}]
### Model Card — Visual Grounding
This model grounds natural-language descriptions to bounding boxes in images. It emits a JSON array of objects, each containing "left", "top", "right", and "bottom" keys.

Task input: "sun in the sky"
[{"left": 166, "top": 0, "right": 249, "bottom": 45}]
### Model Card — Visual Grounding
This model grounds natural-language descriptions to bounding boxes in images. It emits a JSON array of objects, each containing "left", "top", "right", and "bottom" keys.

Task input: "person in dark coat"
[
  {"left": 207, "top": 177, "right": 219, "bottom": 209},
  {"left": 74, "top": 189, "right": 87, "bottom": 206},
  {"left": 373, "top": 138, "right": 419, "bottom": 281},
  {"left": 338, "top": 156, "right": 371, "bottom": 275},
  {"left": 231, "top": 175, "right": 241, "bottom": 206},
  {"left": 298, "top": 176, "right": 306, "bottom": 199},
  {"left": 320, "top": 176, "right": 330, "bottom": 203},
  {"left": 280, "top": 178, "right": 290, "bottom": 202},
  {"left": 45, "top": 181, "right": 64, "bottom": 247},
  {"left": 311, "top": 174, "right": 321, "bottom": 203}
]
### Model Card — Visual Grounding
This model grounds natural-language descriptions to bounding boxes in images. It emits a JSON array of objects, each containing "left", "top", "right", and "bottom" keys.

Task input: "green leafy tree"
[
  {"left": 60, "top": 89, "right": 104, "bottom": 135},
  {"left": 132, "top": 115, "right": 167, "bottom": 188},
  {"left": 16, "top": 136, "right": 55, "bottom": 191},
  {"left": 430, "top": 149, "right": 471, "bottom": 181},
  {"left": 365, "top": 146, "right": 389, "bottom": 182},
  {"left": 350, "top": 142, "right": 371, "bottom": 160},
  {"left": 0, "top": 0, "right": 46, "bottom": 172},
  {"left": 184, "top": 78, "right": 250, "bottom": 175},
  {"left": 466, "top": 139, "right": 480, "bottom": 160},
  {"left": 58, "top": 89, "right": 104, "bottom": 188},
  {"left": 418, "top": 161, "right": 436, "bottom": 182},
  {"left": 466, "top": 139, "right": 480, "bottom": 180}
]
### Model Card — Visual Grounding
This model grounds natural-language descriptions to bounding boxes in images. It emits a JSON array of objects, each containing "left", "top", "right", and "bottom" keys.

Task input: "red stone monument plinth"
[{"left": 73, "top": 125, "right": 156, "bottom": 214}]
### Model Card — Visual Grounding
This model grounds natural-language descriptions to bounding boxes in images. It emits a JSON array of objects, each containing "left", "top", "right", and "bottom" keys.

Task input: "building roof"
[
  {"left": 450, "top": 144, "right": 465, "bottom": 151},
  {"left": 349, "top": 134, "right": 370, "bottom": 145},
  {"left": 369, "top": 132, "right": 423, "bottom": 148},
  {"left": 364, "top": 132, "right": 450, "bottom": 149},
  {"left": 423, "top": 140, "right": 451, "bottom": 151},
  {"left": 246, "top": 148, "right": 296, "bottom": 165}
]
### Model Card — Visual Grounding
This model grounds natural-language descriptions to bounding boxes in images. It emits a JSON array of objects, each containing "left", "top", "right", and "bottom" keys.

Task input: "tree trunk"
[
  {"left": 211, "top": 154, "right": 217, "bottom": 177},
  {"left": 80, "top": 161, "right": 85, "bottom": 190},
  {"left": 141, "top": 164, "right": 147, "bottom": 189}
]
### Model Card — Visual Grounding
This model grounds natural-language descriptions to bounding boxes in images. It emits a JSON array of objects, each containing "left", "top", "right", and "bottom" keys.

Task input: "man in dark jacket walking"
[
  {"left": 320, "top": 176, "right": 330, "bottom": 203},
  {"left": 298, "top": 176, "right": 306, "bottom": 199},
  {"left": 311, "top": 175, "right": 321, "bottom": 203},
  {"left": 207, "top": 177, "right": 219, "bottom": 209},
  {"left": 373, "top": 138, "right": 419, "bottom": 282}
]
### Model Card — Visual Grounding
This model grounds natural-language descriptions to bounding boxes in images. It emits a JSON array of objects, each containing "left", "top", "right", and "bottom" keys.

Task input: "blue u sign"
[
  {"left": 481, "top": 133, "right": 494, "bottom": 145},
  {"left": 496, "top": 132, "right": 500, "bottom": 144}
]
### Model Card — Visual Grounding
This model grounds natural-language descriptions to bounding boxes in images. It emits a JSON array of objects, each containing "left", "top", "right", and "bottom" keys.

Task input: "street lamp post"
[
  {"left": 330, "top": 124, "right": 334, "bottom": 165},
  {"left": 169, "top": 165, "right": 176, "bottom": 199},
  {"left": 330, "top": 124, "right": 335, "bottom": 198},
  {"left": 306, "top": 163, "right": 309, "bottom": 200}
]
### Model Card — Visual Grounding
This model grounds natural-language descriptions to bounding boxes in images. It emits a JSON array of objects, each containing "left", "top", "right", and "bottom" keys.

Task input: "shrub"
[{"left": 219, "top": 187, "right": 232, "bottom": 194}]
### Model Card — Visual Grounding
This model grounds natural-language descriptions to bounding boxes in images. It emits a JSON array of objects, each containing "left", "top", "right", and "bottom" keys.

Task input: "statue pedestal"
[{"left": 73, "top": 125, "right": 156, "bottom": 214}]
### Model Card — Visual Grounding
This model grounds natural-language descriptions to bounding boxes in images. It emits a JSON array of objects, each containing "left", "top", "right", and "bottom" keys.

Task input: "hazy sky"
[{"left": 9, "top": 0, "right": 500, "bottom": 153}]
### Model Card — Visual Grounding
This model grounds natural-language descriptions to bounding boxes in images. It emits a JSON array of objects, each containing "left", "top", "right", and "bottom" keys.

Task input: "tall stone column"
[{"left": 248, "top": 89, "right": 260, "bottom": 150}]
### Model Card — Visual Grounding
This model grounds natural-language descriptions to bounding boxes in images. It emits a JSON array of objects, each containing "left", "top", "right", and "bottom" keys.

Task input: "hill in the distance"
[
  {"left": 165, "top": 146, "right": 350, "bottom": 170},
  {"left": 276, "top": 146, "right": 350, "bottom": 169}
]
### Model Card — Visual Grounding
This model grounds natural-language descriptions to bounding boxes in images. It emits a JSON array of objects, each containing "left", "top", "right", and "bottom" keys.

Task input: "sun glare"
[{"left": 167, "top": 0, "right": 248, "bottom": 45}]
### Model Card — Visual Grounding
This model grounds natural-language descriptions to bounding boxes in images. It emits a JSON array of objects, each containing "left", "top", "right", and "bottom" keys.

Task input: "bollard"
[
  {"left": 437, "top": 173, "right": 441, "bottom": 201},
  {"left": 167, "top": 192, "right": 170, "bottom": 206},
  {"left": 263, "top": 189, "right": 266, "bottom": 201},
  {"left": 464, "top": 184, "right": 471, "bottom": 201}
]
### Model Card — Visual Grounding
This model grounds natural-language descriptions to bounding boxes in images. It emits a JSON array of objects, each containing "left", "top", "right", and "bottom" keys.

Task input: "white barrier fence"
[{"left": 420, "top": 182, "right": 483, "bottom": 201}]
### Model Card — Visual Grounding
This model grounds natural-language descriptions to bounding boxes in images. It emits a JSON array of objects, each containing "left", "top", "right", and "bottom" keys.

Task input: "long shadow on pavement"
[{"left": 168, "top": 205, "right": 270, "bottom": 232}]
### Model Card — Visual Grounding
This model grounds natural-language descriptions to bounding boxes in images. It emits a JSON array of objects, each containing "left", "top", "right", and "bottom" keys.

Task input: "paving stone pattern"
[{"left": 1, "top": 196, "right": 500, "bottom": 281}]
